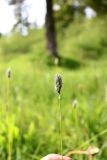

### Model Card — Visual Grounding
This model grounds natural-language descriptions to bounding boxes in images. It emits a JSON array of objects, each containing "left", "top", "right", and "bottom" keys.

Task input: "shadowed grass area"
[{"left": 60, "top": 56, "right": 80, "bottom": 69}]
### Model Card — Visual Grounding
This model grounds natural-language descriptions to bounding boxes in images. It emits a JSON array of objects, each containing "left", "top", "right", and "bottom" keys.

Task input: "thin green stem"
[
  {"left": 6, "top": 78, "right": 10, "bottom": 113},
  {"left": 88, "top": 155, "right": 92, "bottom": 160},
  {"left": 8, "top": 127, "right": 12, "bottom": 160},
  {"left": 6, "top": 78, "right": 12, "bottom": 160},
  {"left": 58, "top": 94, "right": 63, "bottom": 159},
  {"left": 74, "top": 107, "right": 78, "bottom": 130}
]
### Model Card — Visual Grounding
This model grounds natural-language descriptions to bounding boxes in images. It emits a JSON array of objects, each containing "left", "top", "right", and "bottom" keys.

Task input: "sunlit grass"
[
  {"left": 0, "top": 17, "right": 107, "bottom": 159},
  {"left": 0, "top": 54, "right": 107, "bottom": 159}
]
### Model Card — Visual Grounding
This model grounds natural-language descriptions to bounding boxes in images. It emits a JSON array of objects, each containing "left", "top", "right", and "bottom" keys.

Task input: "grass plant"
[
  {"left": 0, "top": 17, "right": 107, "bottom": 159},
  {"left": 55, "top": 74, "right": 63, "bottom": 159}
]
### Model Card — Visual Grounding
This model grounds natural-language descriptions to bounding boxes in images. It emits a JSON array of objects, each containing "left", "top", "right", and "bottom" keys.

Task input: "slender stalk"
[
  {"left": 66, "top": 146, "right": 99, "bottom": 158},
  {"left": 55, "top": 74, "right": 63, "bottom": 159},
  {"left": 74, "top": 107, "right": 78, "bottom": 130},
  {"left": 7, "top": 78, "right": 10, "bottom": 111},
  {"left": 6, "top": 77, "right": 12, "bottom": 160},
  {"left": 6, "top": 67, "right": 11, "bottom": 113},
  {"left": 66, "top": 150, "right": 88, "bottom": 156},
  {"left": 7, "top": 78, "right": 12, "bottom": 160},
  {"left": 58, "top": 94, "right": 63, "bottom": 160},
  {"left": 8, "top": 127, "right": 12, "bottom": 160},
  {"left": 88, "top": 155, "right": 92, "bottom": 160}
]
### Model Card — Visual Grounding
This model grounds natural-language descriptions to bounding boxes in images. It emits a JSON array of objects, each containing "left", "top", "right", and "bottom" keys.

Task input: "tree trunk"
[{"left": 45, "top": 0, "right": 58, "bottom": 58}]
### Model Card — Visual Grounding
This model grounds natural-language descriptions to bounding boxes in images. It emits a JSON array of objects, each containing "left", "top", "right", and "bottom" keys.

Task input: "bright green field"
[{"left": 0, "top": 17, "right": 107, "bottom": 160}]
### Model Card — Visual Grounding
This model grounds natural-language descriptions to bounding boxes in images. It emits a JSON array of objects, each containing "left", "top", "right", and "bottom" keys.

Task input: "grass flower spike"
[
  {"left": 55, "top": 74, "right": 62, "bottom": 95},
  {"left": 6, "top": 67, "right": 11, "bottom": 79}
]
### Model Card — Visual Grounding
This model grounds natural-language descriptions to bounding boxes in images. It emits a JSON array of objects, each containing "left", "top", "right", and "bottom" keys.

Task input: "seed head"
[
  {"left": 72, "top": 99, "right": 78, "bottom": 108},
  {"left": 55, "top": 74, "right": 62, "bottom": 94},
  {"left": 6, "top": 67, "right": 11, "bottom": 79}
]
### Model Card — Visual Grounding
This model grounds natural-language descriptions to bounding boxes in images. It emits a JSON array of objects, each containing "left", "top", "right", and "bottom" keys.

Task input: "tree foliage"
[
  {"left": 84, "top": 0, "right": 107, "bottom": 14},
  {"left": 6, "top": 0, "right": 30, "bottom": 33},
  {"left": 7, "top": 0, "right": 24, "bottom": 5},
  {"left": 53, "top": 0, "right": 107, "bottom": 27}
]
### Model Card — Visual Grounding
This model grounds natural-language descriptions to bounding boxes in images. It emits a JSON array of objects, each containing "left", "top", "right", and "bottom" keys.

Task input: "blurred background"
[{"left": 0, "top": 0, "right": 107, "bottom": 159}]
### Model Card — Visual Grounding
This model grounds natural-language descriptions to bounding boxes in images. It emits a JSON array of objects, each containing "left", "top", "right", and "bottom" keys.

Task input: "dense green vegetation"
[{"left": 0, "top": 17, "right": 107, "bottom": 160}]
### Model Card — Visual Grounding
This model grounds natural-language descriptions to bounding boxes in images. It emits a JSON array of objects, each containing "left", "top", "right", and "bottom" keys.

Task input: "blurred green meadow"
[{"left": 0, "top": 17, "right": 107, "bottom": 160}]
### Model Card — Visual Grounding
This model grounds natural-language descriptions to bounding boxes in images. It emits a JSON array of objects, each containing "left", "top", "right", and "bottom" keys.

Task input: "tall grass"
[{"left": 0, "top": 17, "right": 107, "bottom": 159}]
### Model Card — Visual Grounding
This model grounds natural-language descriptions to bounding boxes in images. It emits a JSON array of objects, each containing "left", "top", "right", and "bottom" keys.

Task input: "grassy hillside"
[{"left": 0, "top": 17, "right": 107, "bottom": 160}]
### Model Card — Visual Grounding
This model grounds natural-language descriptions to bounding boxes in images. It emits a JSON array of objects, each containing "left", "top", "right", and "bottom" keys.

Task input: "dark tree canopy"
[
  {"left": 6, "top": 0, "right": 30, "bottom": 33},
  {"left": 84, "top": 0, "right": 107, "bottom": 14},
  {"left": 7, "top": 0, "right": 24, "bottom": 5}
]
